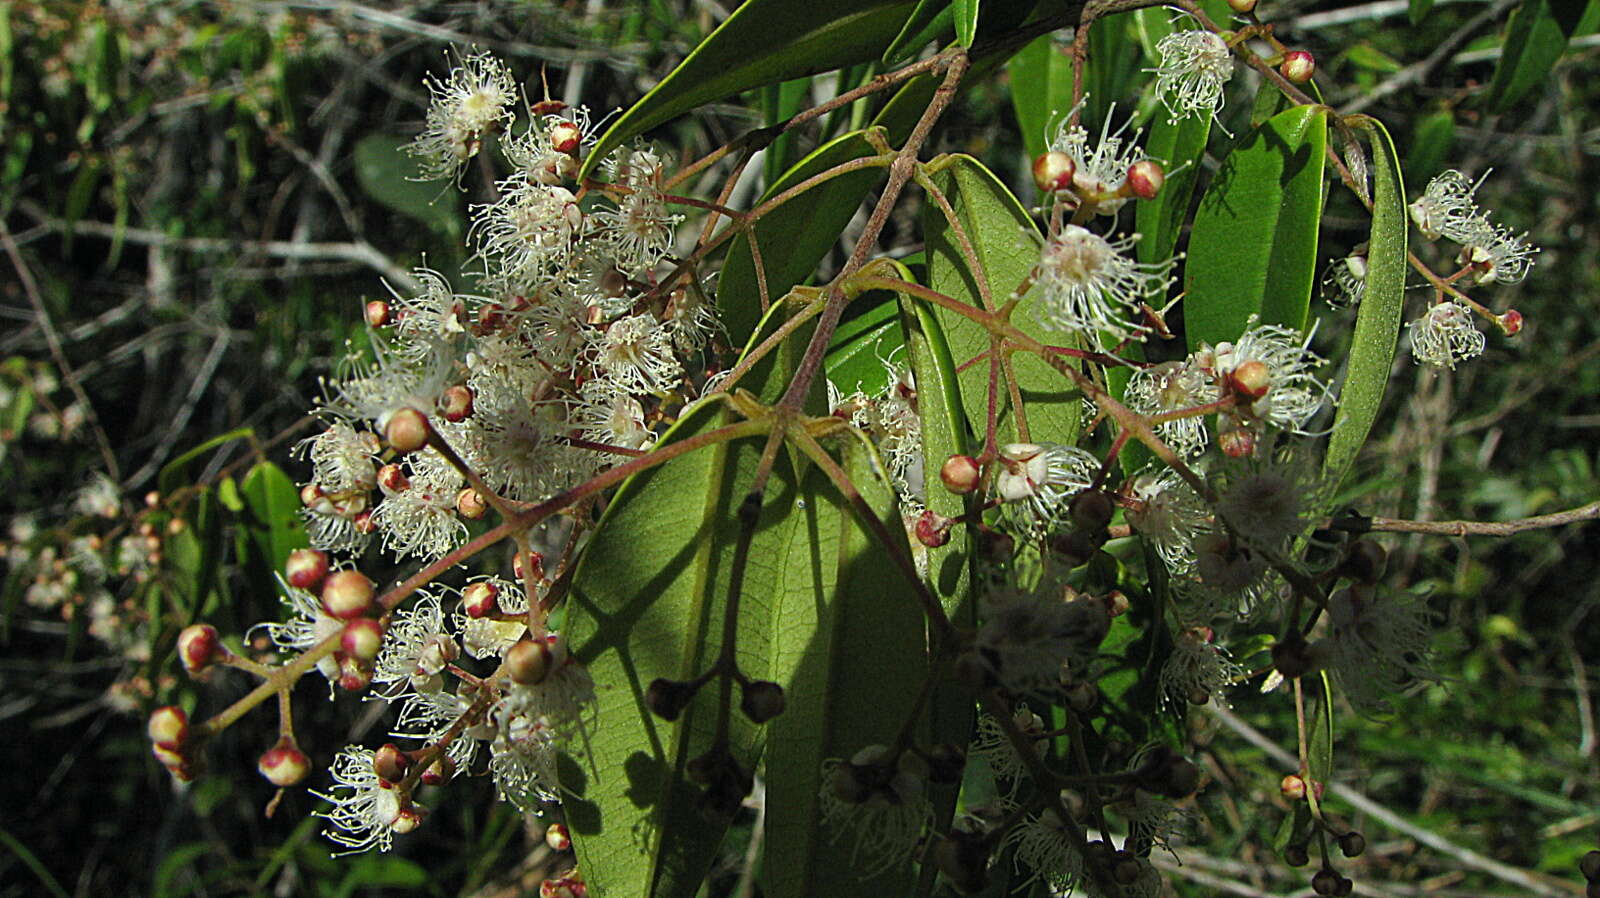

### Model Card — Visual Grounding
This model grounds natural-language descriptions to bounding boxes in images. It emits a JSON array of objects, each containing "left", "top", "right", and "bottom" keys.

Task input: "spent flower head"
[{"left": 1408, "top": 301, "right": 1485, "bottom": 369}]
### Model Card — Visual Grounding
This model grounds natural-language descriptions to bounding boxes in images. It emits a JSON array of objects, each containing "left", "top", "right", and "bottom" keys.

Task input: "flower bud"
[
  {"left": 365, "top": 300, "right": 391, "bottom": 328},
  {"left": 341, "top": 618, "right": 386, "bottom": 662},
  {"left": 385, "top": 407, "right": 432, "bottom": 455},
  {"left": 544, "top": 822, "right": 572, "bottom": 852},
  {"left": 177, "top": 624, "right": 224, "bottom": 676},
  {"left": 1581, "top": 850, "right": 1600, "bottom": 881},
  {"left": 1069, "top": 489, "right": 1114, "bottom": 533},
  {"left": 939, "top": 454, "right": 982, "bottom": 495},
  {"left": 462, "top": 580, "right": 500, "bottom": 619},
  {"left": 1112, "top": 852, "right": 1143, "bottom": 885},
  {"left": 456, "top": 488, "right": 488, "bottom": 520},
  {"left": 506, "top": 638, "right": 553, "bottom": 686},
  {"left": 1065, "top": 680, "right": 1099, "bottom": 713},
  {"left": 369, "top": 743, "right": 408, "bottom": 784},
  {"left": 285, "top": 548, "right": 330, "bottom": 591},
  {"left": 1497, "top": 308, "right": 1524, "bottom": 335},
  {"left": 1311, "top": 869, "right": 1341, "bottom": 896},
  {"left": 148, "top": 705, "right": 189, "bottom": 748},
  {"left": 1338, "top": 831, "right": 1366, "bottom": 857},
  {"left": 377, "top": 463, "right": 411, "bottom": 494},
  {"left": 421, "top": 754, "right": 455, "bottom": 786},
  {"left": 438, "top": 385, "right": 475, "bottom": 423},
  {"left": 1226, "top": 0, "right": 1257, "bottom": 12},
  {"left": 915, "top": 509, "right": 953, "bottom": 548},
  {"left": 739, "top": 680, "right": 786, "bottom": 724},
  {"left": 1228, "top": 359, "right": 1272, "bottom": 401},
  {"left": 1032, "top": 151, "right": 1077, "bottom": 194},
  {"left": 932, "top": 830, "right": 991, "bottom": 894},
  {"left": 299, "top": 483, "right": 325, "bottom": 508},
  {"left": 540, "top": 877, "right": 588, "bottom": 898},
  {"left": 1218, "top": 421, "right": 1257, "bottom": 458},
  {"left": 1339, "top": 540, "right": 1387, "bottom": 584},
  {"left": 1280, "top": 773, "right": 1307, "bottom": 801},
  {"left": 1126, "top": 159, "right": 1165, "bottom": 200},
  {"left": 391, "top": 804, "right": 426, "bottom": 834},
  {"left": 550, "top": 121, "right": 582, "bottom": 156},
  {"left": 321, "top": 570, "right": 375, "bottom": 620},
  {"left": 923, "top": 743, "right": 966, "bottom": 784},
  {"left": 645, "top": 677, "right": 697, "bottom": 721},
  {"left": 1281, "top": 50, "right": 1315, "bottom": 84},
  {"left": 513, "top": 550, "right": 545, "bottom": 582},
  {"left": 1284, "top": 843, "right": 1310, "bottom": 866},
  {"left": 258, "top": 737, "right": 311, "bottom": 787},
  {"left": 338, "top": 655, "right": 373, "bottom": 691}
]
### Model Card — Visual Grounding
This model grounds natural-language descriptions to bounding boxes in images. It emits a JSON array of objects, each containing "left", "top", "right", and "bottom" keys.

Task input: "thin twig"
[{"left": 1328, "top": 500, "right": 1600, "bottom": 536}]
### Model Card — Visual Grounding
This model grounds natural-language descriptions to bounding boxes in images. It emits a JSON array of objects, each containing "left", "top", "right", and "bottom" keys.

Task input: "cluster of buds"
[{"left": 148, "top": 705, "right": 200, "bottom": 781}]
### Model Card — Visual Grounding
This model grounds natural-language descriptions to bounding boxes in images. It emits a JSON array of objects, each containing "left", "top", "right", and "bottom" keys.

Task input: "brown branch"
[{"left": 1330, "top": 500, "right": 1600, "bottom": 537}]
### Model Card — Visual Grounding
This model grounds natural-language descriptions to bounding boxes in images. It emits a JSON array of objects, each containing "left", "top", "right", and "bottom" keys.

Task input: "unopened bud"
[
  {"left": 1228, "top": 359, "right": 1272, "bottom": 400},
  {"left": 1112, "top": 853, "right": 1143, "bottom": 885},
  {"left": 177, "top": 624, "right": 224, "bottom": 676},
  {"left": 1338, "top": 831, "right": 1366, "bottom": 857},
  {"left": 148, "top": 705, "right": 189, "bottom": 747},
  {"left": 550, "top": 121, "right": 582, "bottom": 156},
  {"left": 545, "top": 822, "right": 572, "bottom": 851},
  {"left": 354, "top": 509, "right": 376, "bottom": 534},
  {"left": 299, "top": 483, "right": 325, "bottom": 508},
  {"left": 1032, "top": 151, "right": 1077, "bottom": 194},
  {"left": 258, "top": 737, "right": 311, "bottom": 787},
  {"left": 940, "top": 454, "right": 982, "bottom": 494},
  {"left": 915, "top": 509, "right": 953, "bottom": 548},
  {"left": 506, "top": 638, "right": 553, "bottom": 686},
  {"left": 377, "top": 463, "right": 411, "bottom": 494},
  {"left": 338, "top": 655, "right": 373, "bottom": 691},
  {"left": 645, "top": 677, "right": 697, "bottom": 721},
  {"left": 456, "top": 488, "right": 488, "bottom": 520},
  {"left": 285, "top": 548, "right": 330, "bottom": 590},
  {"left": 341, "top": 618, "right": 386, "bottom": 662},
  {"left": 321, "top": 570, "right": 375, "bottom": 619},
  {"left": 1581, "top": 850, "right": 1600, "bottom": 881},
  {"left": 1047, "top": 530, "right": 1096, "bottom": 568},
  {"left": 932, "top": 831, "right": 991, "bottom": 894},
  {"left": 462, "top": 581, "right": 500, "bottom": 619},
  {"left": 1340, "top": 540, "right": 1387, "bottom": 584},
  {"left": 391, "top": 804, "right": 426, "bottom": 834},
  {"left": 1281, "top": 50, "right": 1315, "bottom": 84},
  {"left": 1280, "top": 773, "right": 1307, "bottom": 801},
  {"left": 439, "top": 385, "right": 474, "bottom": 423},
  {"left": 513, "top": 551, "right": 545, "bottom": 582},
  {"left": 739, "top": 680, "right": 786, "bottom": 724},
  {"left": 1163, "top": 757, "right": 1201, "bottom": 797},
  {"left": 1065, "top": 680, "right": 1099, "bottom": 712},
  {"left": 1218, "top": 422, "right": 1257, "bottom": 458},
  {"left": 1497, "top": 308, "right": 1523, "bottom": 335},
  {"left": 385, "top": 407, "right": 431, "bottom": 454},
  {"left": 1311, "top": 869, "right": 1341, "bottom": 896},
  {"left": 1226, "top": 0, "right": 1257, "bottom": 12},
  {"left": 421, "top": 755, "right": 456, "bottom": 786},
  {"left": 365, "top": 300, "right": 391, "bottom": 328},
  {"left": 1069, "top": 490, "right": 1114, "bottom": 533},
  {"left": 1126, "top": 159, "right": 1165, "bottom": 200},
  {"left": 373, "top": 742, "right": 410, "bottom": 783}
]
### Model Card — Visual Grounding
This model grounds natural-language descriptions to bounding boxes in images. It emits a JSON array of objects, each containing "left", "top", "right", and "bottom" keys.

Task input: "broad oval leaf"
[
  {"left": 717, "top": 128, "right": 890, "bottom": 348},
  {"left": 1322, "top": 117, "right": 1405, "bottom": 498},
  {"left": 579, "top": 0, "right": 921, "bottom": 179},
  {"left": 353, "top": 133, "right": 463, "bottom": 239},
  {"left": 1184, "top": 104, "right": 1328, "bottom": 352},
  {"left": 922, "top": 154, "right": 1081, "bottom": 447}
]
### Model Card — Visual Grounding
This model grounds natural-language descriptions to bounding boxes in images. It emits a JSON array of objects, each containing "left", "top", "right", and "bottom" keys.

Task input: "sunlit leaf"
[
  {"left": 1184, "top": 104, "right": 1328, "bottom": 351},
  {"left": 239, "top": 461, "right": 311, "bottom": 575}
]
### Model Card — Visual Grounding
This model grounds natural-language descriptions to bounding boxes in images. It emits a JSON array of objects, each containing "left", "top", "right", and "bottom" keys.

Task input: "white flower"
[
  {"left": 971, "top": 706, "right": 1046, "bottom": 790},
  {"left": 370, "top": 588, "right": 454, "bottom": 698},
  {"left": 407, "top": 49, "right": 517, "bottom": 181},
  {"left": 1033, "top": 226, "right": 1171, "bottom": 347},
  {"left": 312, "top": 746, "right": 407, "bottom": 853},
  {"left": 1124, "top": 360, "right": 1215, "bottom": 457},
  {"left": 592, "top": 145, "right": 681, "bottom": 276},
  {"left": 1182, "top": 531, "right": 1275, "bottom": 619},
  {"left": 818, "top": 746, "right": 934, "bottom": 876},
  {"left": 324, "top": 335, "right": 458, "bottom": 433},
  {"left": 297, "top": 422, "right": 378, "bottom": 496},
  {"left": 1409, "top": 169, "right": 1485, "bottom": 242},
  {"left": 975, "top": 580, "right": 1110, "bottom": 691},
  {"left": 369, "top": 448, "right": 467, "bottom": 560},
  {"left": 1321, "top": 252, "right": 1367, "bottom": 309},
  {"left": 1150, "top": 29, "right": 1234, "bottom": 124},
  {"left": 386, "top": 268, "right": 467, "bottom": 353},
  {"left": 589, "top": 313, "right": 683, "bottom": 394},
  {"left": 1409, "top": 170, "right": 1538, "bottom": 284},
  {"left": 488, "top": 712, "right": 561, "bottom": 812},
  {"left": 1323, "top": 584, "right": 1436, "bottom": 711},
  {"left": 663, "top": 283, "right": 723, "bottom": 353},
  {"left": 1004, "top": 806, "right": 1085, "bottom": 891},
  {"left": 471, "top": 175, "right": 584, "bottom": 288},
  {"left": 451, "top": 577, "right": 531, "bottom": 659},
  {"left": 1408, "top": 301, "right": 1485, "bottom": 369},
  {"left": 1047, "top": 106, "right": 1148, "bottom": 211},
  {"left": 994, "top": 442, "right": 1100, "bottom": 529},
  {"left": 1200, "top": 323, "right": 1330, "bottom": 435},
  {"left": 1159, "top": 626, "right": 1240, "bottom": 708},
  {"left": 1125, "top": 468, "right": 1210, "bottom": 572},
  {"left": 572, "top": 380, "right": 652, "bottom": 451},
  {"left": 250, "top": 574, "right": 344, "bottom": 686},
  {"left": 1457, "top": 219, "right": 1538, "bottom": 285},
  {"left": 1211, "top": 452, "right": 1317, "bottom": 549}
]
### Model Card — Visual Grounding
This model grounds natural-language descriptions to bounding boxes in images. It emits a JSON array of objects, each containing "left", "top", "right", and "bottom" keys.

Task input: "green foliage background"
[{"left": 1, "top": 1, "right": 1597, "bottom": 896}]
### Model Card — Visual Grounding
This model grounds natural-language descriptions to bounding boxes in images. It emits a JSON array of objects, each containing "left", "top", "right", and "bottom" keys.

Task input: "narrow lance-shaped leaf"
[
  {"left": 922, "top": 154, "right": 1082, "bottom": 448},
  {"left": 1487, "top": 0, "right": 1599, "bottom": 113},
  {"left": 760, "top": 435, "right": 930, "bottom": 898},
  {"left": 953, "top": 0, "right": 980, "bottom": 47},
  {"left": 824, "top": 288, "right": 907, "bottom": 396},
  {"left": 881, "top": 0, "right": 953, "bottom": 66},
  {"left": 1006, "top": 32, "right": 1074, "bottom": 161},
  {"left": 1322, "top": 116, "right": 1406, "bottom": 498},
  {"left": 239, "top": 461, "right": 311, "bottom": 575},
  {"left": 1184, "top": 104, "right": 1328, "bottom": 352},
  {"left": 579, "top": 0, "right": 921, "bottom": 179}
]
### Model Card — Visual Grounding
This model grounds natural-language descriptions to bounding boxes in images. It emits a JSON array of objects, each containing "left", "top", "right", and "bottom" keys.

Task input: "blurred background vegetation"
[{"left": 0, "top": 1, "right": 1595, "bottom": 896}]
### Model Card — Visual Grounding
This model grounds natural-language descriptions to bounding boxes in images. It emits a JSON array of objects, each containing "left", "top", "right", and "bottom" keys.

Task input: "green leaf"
[
  {"left": 761, "top": 437, "right": 929, "bottom": 898},
  {"left": 1322, "top": 117, "right": 1405, "bottom": 498},
  {"left": 953, "top": 0, "right": 979, "bottom": 46},
  {"left": 825, "top": 289, "right": 907, "bottom": 396},
  {"left": 882, "top": 0, "right": 953, "bottom": 66},
  {"left": 923, "top": 154, "right": 1081, "bottom": 447},
  {"left": 1405, "top": 109, "right": 1455, "bottom": 182},
  {"left": 1006, "top": 33, "right": 1074, "bottom": 160},
  {"left": 352, "top": 133, "right": 463, "bottom": 238},
  {"left": 761, "top": 76, "right": 815, "bottom": 188},
  {"left": 1184, "top": 104, "right": 1328, "bottom": 352},
  {"left": 239, "top": 461, "right": 311, "bottom": 574},
  {"left": 1409, "top": 0, "right": 1434, "bottom": 24},
  {"left": 580, "top": 0, "right": 921, "bottom": 179},
  {"left": 1082, "top": 11, "right": 1145, "bottom": 136},
  {"left": 1488, "top": 0, "right": 1574, "bottom": 113},
  {"left": 717, "top": 128, "right": 890, "bottom": 348},
  {"left": 1136, "top": 107, "right": 1211, "bottom": 266}
]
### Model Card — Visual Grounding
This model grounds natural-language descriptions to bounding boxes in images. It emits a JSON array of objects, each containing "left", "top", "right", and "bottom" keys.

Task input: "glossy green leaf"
[
  {"left": 352, "top": 133, "right": 462, "bottom": 238},
  {"left": 1184, "top": 104, "right": 1328, "bottom": 352},
  {"left": 1409, "top": 0, "right": 1434, "bottom": 24},
  {"left": 761, "top": 437, "right": 929, "bottom": 898},
  {"left": 1006, "top": 32, "right": 1074, "bottom": 160},
  {"left": 1082, "top": 11, "right": 1145, "bottom": 136},
  {"left": 953, "top": 0, "right": 979, "bottom": 46},
  {"left": 1487, "top": 0, "right": 1584, "bottom": 113},
  {"left": 923, "top": 154, "right": 1081, "bottom": 447},
  {"left": 157, "top": 426, "right": 254, "bottom": 498},
  {"left": 761, "top": 76, "right": 815, "bottom": 188},
  {"left": 239, "top": 461, "right": 311, "bottom": 574},
  {"left": 717, "top": 129, "right": 890, "bottom": 348},
  {"left": 825, "top": 289, "right": 907, "bottom": 396},
  {"left": 882, "top": 0, "right": 952, "bottom": 65},
  {"left": 580, "top": 0, "right": 920, "bottom": 180},
  {"left": 1322, "top": 117, "right": 1405, "bottom": 498},
  {"left": 1136, "top": 108, "right": 1211, "bottom": 267}
]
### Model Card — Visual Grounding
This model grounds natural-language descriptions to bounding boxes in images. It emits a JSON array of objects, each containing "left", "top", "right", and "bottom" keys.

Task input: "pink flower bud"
[
  {"left": 939, "top": 454, "right": 982, "bottom": 495},
  {"left": 1032, "top": 151, "right": 1077, "bottom": 195},
  {"left": 373, "top": 743, "right": 411, "bottom": 783},
  {"left": 462, "top": 581, "right": 500, "bottom": 619},
  {"left": 421, "top": 754, "right": 455, "bottom": 786},
  {"left": 506, "top": 638, "right": 553, "bottom": 686},
  {"left": 545, "top": 822, "right": 572, "bottom": 851},
  {"left": 338, "top": 655, "right": 373, "bottom": 691},
  {"left": 299, "top": 483, "right": 325, "bottom": 508},
  {"left": 1281, "top": 50, "right": 1315, "bottom": 84},
  {"left": 456, "top": 488, "right": 488, "bottom": 520},
  {"left": 341, "top": 618, "right": 386, "bottom": 662},
  {"left": 550, "top": 121, "right": 582, "bottom": 156},
  {"left": 384, "top": 407, "right": 431, "bottom": 454},
  {"left": 177, "top": 624, "right": 224, "bottom": 676},
  {"left": 391, "top": 804, "right": 426, "bottom": 834},
  {"left": 439, "top": 385, "right": 475, "bottom": 422},
  {"left": 365, "top": 300, "right": 391, "bottom": 328},
  {"left": 1226, "top": 0, "right": 1257, "bottom": 11},
  {"left": 1497, "top": 308, "right": 1523, "bottom": 335},
  {"left": 321, "top": 570, "right": 375, "bottom": 620},
  {"left": 377, "top": 463, "right": 411, "bottom": 495},
  {"left": 148, "top": 705, "right": 189, "bottom": 748},
  {"left": 513, "top": 550, "right": 545, "bottom": 582},
  {"left": 915, "top": 509, "right": 953, "bottom": 548},
  {"left": 258, "top": 737, "right": 311, "bottom": 787},
  {"left": 1126, "top": 159, "right": 1165, "bottom": 200},
  {"left": 285, "top": 548, "right": 330, "bottom": 591},
  {"left": 1228, "top": 359, "right": 1272, "bottom": 400}
]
